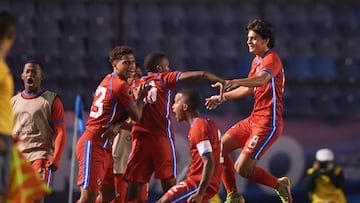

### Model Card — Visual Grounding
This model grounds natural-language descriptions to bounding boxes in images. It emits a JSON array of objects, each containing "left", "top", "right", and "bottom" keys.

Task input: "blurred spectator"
[{"left": 304, "top": 148, "right": 347, "bottom": 203}]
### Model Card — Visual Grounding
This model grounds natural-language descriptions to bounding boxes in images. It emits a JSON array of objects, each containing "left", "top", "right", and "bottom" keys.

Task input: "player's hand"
[
  {"left": 46, "top": 161, "right": 58, "bottom": 171},
  {"left": 205, "top": 95, "right": 225, "bottom": 110},
  {"left": 211, "top": 82, "right": 224, "bottom": 97},
  {"left": 134, "top": 82, "right": 151, "bottom": 101},
  {"left": 205, "top": 82, "right": 226, "bottom": 110},
  {"left": 101, "top": 123, "right": 121, "bottom": 139},
  {"left": 187, "top": 193, "right": 203, "bottom": 203},
  {"left": 224, "top": 79, "right": 240, "bottom": 92}
]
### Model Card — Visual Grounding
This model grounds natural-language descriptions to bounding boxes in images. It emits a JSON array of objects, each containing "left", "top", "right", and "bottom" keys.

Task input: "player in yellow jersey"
[
  {"left": 0, "top": 10, "right": 16, "bottom": 203},
  {"left": 0, "top": 12, "right": 50, "bottom": 203}
]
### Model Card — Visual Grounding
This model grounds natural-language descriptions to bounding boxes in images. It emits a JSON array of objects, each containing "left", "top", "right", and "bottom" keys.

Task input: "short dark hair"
[
  {"left": 178, "top": 89, "right": 201, "bottom": 111},
  {"left": 143, "top": 52, "right": 167, "bottom": 72},
  {"left": 109, "top": 45, "right": 134, "bottom": 65},
  {"left": 246, "top": 19, "right": 275, "bottom": 49},
  {"left": 0, "top": 11, "right": 16, "bottom": 41},
  {"left": 25, "top": 59, "right": 43, "bottom": 71}
]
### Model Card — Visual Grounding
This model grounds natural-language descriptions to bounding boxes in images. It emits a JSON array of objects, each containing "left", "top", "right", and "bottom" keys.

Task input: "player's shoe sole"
[
  {"left": 224, "top": 192, "right": 245, "bottom": 203},
  {"left": 275, "top": 177, "right": 293, "bottom": 203}
]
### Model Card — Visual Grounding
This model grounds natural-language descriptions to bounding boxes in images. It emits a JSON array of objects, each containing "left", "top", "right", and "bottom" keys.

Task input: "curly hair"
[
  {"left": 109, "top": 45, "right": 134, "bottom": 65},
  {"left": 246, "top": 19, "right": 275, "bottom": 49}
]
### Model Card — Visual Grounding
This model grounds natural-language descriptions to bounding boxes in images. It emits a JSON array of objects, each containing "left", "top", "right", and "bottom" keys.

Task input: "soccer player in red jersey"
[
  {"left": 110, "top": 63, "right": 148, "bottom": 203},
  {"left": 206, "top": 19, "right": 292, "bottom": 203},
  {"left": 11, "top": 60, "right": 66, "bottom": 188},
  {"left": 76, "top": 45, "right": 149, "bottom": 203},
  {"left": 157, "top": 89, "right": 222, "bottom": 203},
  {"left": 124, "top": 52, "right": 229, "bottom": 202}
]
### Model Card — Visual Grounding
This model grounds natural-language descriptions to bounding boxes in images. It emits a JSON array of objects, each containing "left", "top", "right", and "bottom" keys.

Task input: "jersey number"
[
  {"left": 89, "top": 86, "right": 107, "bottom": 118},
  {"left": 145, "top": 80, "right": 157, "bottom": 104},
  {"left": 218, "top": 129, "right": 225, "bottom": 164}
]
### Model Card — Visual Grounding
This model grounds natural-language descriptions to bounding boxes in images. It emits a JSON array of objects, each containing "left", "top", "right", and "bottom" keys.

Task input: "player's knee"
[{"left": 234, "top": 162, "right": 252, "bottom": 178}]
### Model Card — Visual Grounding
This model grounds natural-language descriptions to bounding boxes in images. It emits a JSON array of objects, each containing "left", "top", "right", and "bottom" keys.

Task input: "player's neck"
[
  {"left": 187, "top": 112, "right": 200, "bottom": 124},
  {"left": 256, "top": 48, "right": 271, "bottom": 58}
]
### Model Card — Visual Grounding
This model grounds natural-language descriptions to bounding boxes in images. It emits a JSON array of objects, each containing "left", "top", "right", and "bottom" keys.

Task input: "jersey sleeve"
[
  {"left": 51, "top": 96, "right": 66, "bottom": 167},
  {"left": 51, "top": 96, "right": 65, "bottom": 124},
  {"left": 162, "top": 71, "right": 182, "bottom": 90},
  {"left": 113, "top": 78, "right": 135, "bottom": 108},
  {"left": 191, "top": 119, "right": 213, "bottom": 156},
  {"left": 196, "top": 140, "right": 213, "bottom": 156},
  {"left": 259, "top": 52, "right": 282, "bottom": 77}
]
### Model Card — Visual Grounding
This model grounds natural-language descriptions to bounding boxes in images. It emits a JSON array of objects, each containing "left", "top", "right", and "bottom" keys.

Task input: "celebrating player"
[
  {"left": 206, "top": 19, "right": 292, "bottom": 203},
  {"left": 157, "top": 89, "right": 222, "bottom": 203},
  {"left": 76, "top": 45, "right": 149, "bottom": 203},
  {"left": 12, "top": 60, "right": 67, "bottom": 201},
  {"left": 124, "top": 52, "right": 229, "bottom": 202},
  {"left": 110, "top": 63, "right": 148, "bottom": 203}
]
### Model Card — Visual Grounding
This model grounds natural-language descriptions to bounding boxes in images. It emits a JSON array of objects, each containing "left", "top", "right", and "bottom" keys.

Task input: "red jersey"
[
  {"left": 187, "top": 118, "right": 222, "bottom": 193},
  {"left": 85, "top": 73, "right": 134, "bottom": 138},
  {"left": 249, "top": 50, "right": 284, "bottom": 130},
  {"left": 131, "top": 71, "right": 182, "bottom": 138}
]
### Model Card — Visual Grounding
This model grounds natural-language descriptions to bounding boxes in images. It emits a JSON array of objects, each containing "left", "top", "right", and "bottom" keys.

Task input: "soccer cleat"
[
  {"left": 275, "top": 177, "right": 293, "bottom": 203},
  {"left": 209, "top": 193, "right": 222, "bottom": 203},
  {"left": 224, "top": 191, "right": 245, "bottom": 203}
]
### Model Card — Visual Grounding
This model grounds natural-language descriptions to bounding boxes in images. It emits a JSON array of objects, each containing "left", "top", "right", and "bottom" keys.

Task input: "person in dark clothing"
[{"left": 304, "top": 148, "right": 347, "bottom": 203}]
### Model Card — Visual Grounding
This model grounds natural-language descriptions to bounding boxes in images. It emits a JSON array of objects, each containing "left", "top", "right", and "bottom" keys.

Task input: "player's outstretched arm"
[
  {"left": 229, "top": 71, "right": 271, "bottom": 89},
  {"left": 205, "top": 83, "right": 253, "bottom": 110},
  {"left": 178, "top": 71, "right": 226, "bottom": 85}
]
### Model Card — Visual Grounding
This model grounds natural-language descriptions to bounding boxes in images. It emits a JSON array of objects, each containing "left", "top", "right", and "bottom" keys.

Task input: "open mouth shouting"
[{"left": 27, "top": 78, "right": 34, "bottom": 87}]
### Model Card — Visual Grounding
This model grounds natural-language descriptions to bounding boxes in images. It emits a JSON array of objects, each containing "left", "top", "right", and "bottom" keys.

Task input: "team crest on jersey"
[
  {"left": 96, "top": 178, "right": 102, "bottom": 186},
  {"left": 127, "top": 89, "right": 132, "bottom": 96}
]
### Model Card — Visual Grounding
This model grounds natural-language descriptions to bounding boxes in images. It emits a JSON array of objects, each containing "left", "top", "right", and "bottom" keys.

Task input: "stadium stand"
[
  {"left": 4, "top": 0, "right": 360, "bottom": 119},
  {"left": 4, "top": 1, "right": 360, "bottom": 203}
]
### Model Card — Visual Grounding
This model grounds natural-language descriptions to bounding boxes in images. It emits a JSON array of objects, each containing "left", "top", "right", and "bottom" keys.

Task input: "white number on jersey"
[
  {"left": 89, "top": 86, "right": 107, "bottom": 118},
  {"left": 169, "top": 181, "right": 187, "bottom": 194},
  {"left": 218, "top": 129, "right": 224, "bottom": 163},
  {"left": 145, "top": 80, "right": 157, "bottom": 104}
]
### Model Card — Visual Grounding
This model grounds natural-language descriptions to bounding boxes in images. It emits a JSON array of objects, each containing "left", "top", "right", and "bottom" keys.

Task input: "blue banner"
[{"left": 74, "top": 94, "right": 85, "bottom": 135}]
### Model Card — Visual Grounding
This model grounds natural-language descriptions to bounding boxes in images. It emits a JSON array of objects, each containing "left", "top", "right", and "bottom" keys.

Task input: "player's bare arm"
[
  {"left": 187, "top": 152, "right": 215, "bottom": 203},
  {"left": 178, "top": 71, "right": 226, "bottom": 85},
  {"left": 230, "top": 71, "right": 271, "bottom": 89},
  {"left": 101, "top": 120, "right": 133, "bottom": 139},
  {"left": 205, "top": 84, "right": 253, "bottom": 110}
]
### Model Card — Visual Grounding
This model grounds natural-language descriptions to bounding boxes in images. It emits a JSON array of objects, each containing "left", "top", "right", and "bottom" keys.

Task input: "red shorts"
[
  {"left": 164, "top": 179, "right": 216, "bottom": 203},
  {"left": 124, "top": 134, "right": 176, "bottom": 183},
  {"left": 76, "top": 135, "right": 114, "bottom": 192},
  {"left": 226, "top": 117, "right": 283, "bottom": 160},
  {"left": 32, "top": 159, "right": 53, "bottom": 185}
]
